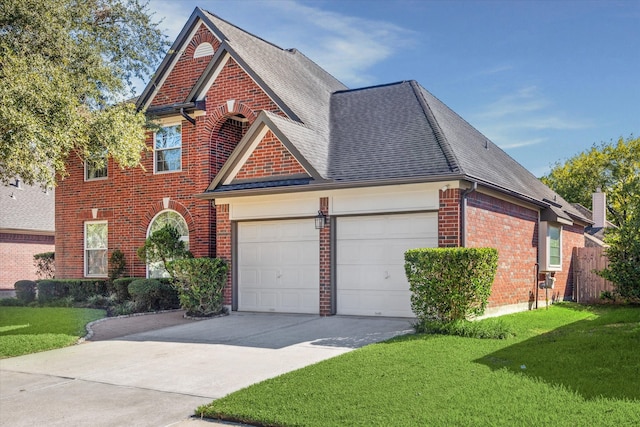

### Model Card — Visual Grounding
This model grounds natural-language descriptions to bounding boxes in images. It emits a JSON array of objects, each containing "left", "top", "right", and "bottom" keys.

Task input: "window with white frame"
[
  {"left": 146, "top": 210, "right": 189, "bottom": 278},
  {"left": 85, "top": 155, "right": 108, "bottom": 181},
  {"left": 539, "top": 221, "right": 562, "bottom": 271},
  {"left": 154, "top": 125, "right": 182, "bottom": 173},
  {"left": 85, "top": 221, "right": 108, "bottom": 277}
]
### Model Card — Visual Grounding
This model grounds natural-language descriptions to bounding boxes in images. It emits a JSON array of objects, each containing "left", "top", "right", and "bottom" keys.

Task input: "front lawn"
[
  {"left": 0, "top": 307, "right": 105, "bottom": 358},
  {"left": 198, "top": 304, "right": 640, "bottom": 426}
]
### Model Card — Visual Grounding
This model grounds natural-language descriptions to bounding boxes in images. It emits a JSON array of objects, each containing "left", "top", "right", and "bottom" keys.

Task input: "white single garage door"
[
  {"left": 336, "top": 212, "right": 438, "bottom": 317},
  {"left": 238, "top": 219, "right": 319, "bottom": 314}
]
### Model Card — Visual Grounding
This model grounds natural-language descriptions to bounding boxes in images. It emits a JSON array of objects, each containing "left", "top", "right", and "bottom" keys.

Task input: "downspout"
[
  {"left": 459, "top": 181, "right": 477, "bottom": 247},
  {"left": 180, "top": 108, "right": 196, "bottom": 126}
]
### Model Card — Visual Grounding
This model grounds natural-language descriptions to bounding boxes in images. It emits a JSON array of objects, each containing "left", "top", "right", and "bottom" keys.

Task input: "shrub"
[
  {"left": 598, "top": 211, "right": 640, "bottom": 302},
  {"left": 170, "top": 258, "right": 228, "bottom": 317},
  {"left": 415, "top": 318, "right": 515, "bottom": 339},
  {"left": 37, "top": 280, "right": 68, "bottom": 303},
  {"left": 405, "top": 247, "right": 499, "bottom": 323},
  {"left": 14, "top": 280, "right": 37, "bottom": 303},
  {"left": 36, "top": 279, "right": 108, "bottom": 303},
  {"left": 108, "top": 249, "right": 127, "bottom": 292},
  {"left": 128, "top": 278, "right": 179, "bottom": 312},
  {"left": 112, "top": 277, "right": 138, "bottom": 303},
  {"left": 137, "top": 225, "right": 192, "bottom": 277},
  {"left": 0, "top": 298, "right": 25, "bottom": 306},
  {"left": 33, "top": 251, "right": 55, "bottom": 279}
]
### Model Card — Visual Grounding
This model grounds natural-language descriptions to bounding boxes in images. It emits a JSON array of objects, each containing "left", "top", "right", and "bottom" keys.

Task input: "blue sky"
[{"left": 144, "top": 0, "right": 639, "bottom": 177}]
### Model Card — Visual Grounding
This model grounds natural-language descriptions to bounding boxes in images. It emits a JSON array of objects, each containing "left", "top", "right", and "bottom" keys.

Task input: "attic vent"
[{"left": 193, "top": 42, "right": 214, "bottom": 58}]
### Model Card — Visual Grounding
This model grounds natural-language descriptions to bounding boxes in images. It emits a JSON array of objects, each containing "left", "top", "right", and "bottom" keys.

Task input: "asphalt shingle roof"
[
  {"left": 0, "top": 180, "right": 54, "bottom": 233},
  {"left": 159, "top": 9, "right": 587, "bottom": 223}
]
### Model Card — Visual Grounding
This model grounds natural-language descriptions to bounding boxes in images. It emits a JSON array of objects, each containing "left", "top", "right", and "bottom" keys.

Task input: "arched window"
[{"left": 146, "top": 210, "right": 189, "bottom": 278}]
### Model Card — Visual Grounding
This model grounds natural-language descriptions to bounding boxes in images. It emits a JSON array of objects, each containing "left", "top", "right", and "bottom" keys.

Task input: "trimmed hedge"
[
  {"left": 112, "top": 277, "right": 138, "bottom": 303},
  {"left": 14, "top": 280, "right": 37, "bottom": 303},
  {"left": 37, "top": 279, "right": 109, "bottom": 303},
  {"left": 405, "top": 247, "right": 498, "bottom": 323},
  {"left": 170, "top": 257, "right": 228, "bottom": 316},
  {"left": 128, "top": 278, "right": 179, "bottom": 312}
]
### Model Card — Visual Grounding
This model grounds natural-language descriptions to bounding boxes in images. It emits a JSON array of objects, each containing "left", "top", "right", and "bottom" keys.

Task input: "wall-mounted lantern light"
[{"left": 315, "top": 210, "right": 327, "bottom": 229}]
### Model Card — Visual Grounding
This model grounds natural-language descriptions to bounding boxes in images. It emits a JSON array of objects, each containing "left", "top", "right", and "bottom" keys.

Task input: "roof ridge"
[
  {"left": 201, "top": 9, "right": 286, "bottom": 52},
  {"left": 409, "top": 81, "right": 461, "bottom": 174}
]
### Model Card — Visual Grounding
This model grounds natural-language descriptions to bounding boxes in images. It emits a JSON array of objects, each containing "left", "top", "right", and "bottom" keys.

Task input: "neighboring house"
[
  {"left": 572, "top": 188, "right": 615, "bottom": 247},
  {"left": 55, "top": 8, "right": 589, "bottom": 317},
  {"left": 0, "top": 179, "right": 55, "bottom": 290}
]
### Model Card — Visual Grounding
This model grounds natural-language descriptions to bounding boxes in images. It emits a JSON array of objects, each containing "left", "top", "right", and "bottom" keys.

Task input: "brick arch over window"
[
  {"left": 205, "top": 102, "right": 258, "bottom": 175},
  {"left": 139, "top": 199, "right": 196, "bottom": 236},
  {"left": 184, "top": 26, "right": 219, "bottom": 58}
]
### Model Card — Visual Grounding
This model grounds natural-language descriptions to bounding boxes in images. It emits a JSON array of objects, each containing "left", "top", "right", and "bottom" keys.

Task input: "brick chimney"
[{"left": 592, "top": 187, "right": 606, "bottom": 228}]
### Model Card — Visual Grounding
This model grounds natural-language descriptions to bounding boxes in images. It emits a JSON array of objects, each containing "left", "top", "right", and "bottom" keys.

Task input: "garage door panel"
[
  {"left": 337, "top": 212, "right": 437, "bottom": 317},
  {"left": 238, "top": 219, "right": 319, "bottom": 314}
]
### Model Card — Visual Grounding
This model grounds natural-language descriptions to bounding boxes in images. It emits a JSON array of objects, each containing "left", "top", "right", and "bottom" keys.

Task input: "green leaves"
[
  {"left": 170, "top": 258, "right": 228, "bottom": 317},
  {"left": 405, "top": 247, "right": 499, "bottom": 323},
  {"left": 0, "top": 0, "right": 168, "bottom": 188},
  {"left": 541, "top": 135, "right": 640, "bottom": 227}
]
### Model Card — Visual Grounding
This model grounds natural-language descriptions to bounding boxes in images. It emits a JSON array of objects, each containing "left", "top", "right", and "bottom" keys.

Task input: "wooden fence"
[{"left": 573, "top": 246, "right": 614, "bottom": 303}]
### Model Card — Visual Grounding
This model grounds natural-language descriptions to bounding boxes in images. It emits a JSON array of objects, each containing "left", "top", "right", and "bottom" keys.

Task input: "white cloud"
[{"left": 471, "top": 85, "right": 591, "bottom": 149}]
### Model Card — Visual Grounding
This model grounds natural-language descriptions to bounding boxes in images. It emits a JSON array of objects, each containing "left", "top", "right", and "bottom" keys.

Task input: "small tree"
[
  {"left": 33, "top": 252, "right": 55, "bottom": 279},
  {"left": 108, "top": 249, "right": 127, "bottom": 281},
  {"left": 137, "top": 225, "right": 192, "bottom": 277},
  {"left": 598, "top": 212, "right": 640, "bottom": 301},
  {"left": 405, "top": 247, "right": 499, "bottom": 323}
]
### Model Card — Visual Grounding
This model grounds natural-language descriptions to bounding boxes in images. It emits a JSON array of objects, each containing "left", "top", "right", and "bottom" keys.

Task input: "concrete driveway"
[{"left": 0, "top": 312, "right": 413, "bottom": 427}]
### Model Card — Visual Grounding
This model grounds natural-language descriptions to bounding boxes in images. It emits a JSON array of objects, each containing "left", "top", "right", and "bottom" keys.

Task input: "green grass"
[
  {"left": 198, "top": 304, "right": 640, "bottom": 426},
  {"left": 0, "top": 306, "right": 105, "bottom": 358}
]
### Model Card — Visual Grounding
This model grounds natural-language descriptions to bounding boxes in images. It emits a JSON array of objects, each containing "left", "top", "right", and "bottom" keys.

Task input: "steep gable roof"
[{"left": 138, "top": 7, "right": 346, "bottom": 138}]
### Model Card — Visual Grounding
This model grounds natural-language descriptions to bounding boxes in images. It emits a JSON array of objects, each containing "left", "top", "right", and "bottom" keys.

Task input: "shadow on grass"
[{"left": 475, "top": 306, "right": 640, "bottom": 401}]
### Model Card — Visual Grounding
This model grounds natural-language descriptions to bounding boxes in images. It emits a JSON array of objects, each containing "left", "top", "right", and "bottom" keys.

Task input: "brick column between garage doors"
[{"left": 319, "top": 197, "right": 331, "bottom": 316}]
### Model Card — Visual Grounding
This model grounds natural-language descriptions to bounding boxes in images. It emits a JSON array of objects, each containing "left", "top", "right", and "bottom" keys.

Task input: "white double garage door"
[{"left": 238, "top": 212, "right": 437, "bottom": 317}]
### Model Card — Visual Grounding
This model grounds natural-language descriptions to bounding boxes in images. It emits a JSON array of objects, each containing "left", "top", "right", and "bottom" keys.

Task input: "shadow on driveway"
[{"left": 113, "top": 312, "right": 415, "bottom": 350}]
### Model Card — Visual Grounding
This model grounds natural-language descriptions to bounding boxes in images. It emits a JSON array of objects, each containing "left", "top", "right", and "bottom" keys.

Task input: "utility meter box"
[{"left": 539, "top": 273, "right": 556, "bottom": 289}]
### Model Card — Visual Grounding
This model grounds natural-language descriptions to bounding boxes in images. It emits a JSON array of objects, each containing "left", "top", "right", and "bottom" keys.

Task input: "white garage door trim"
[
  {"left": 336, "top": 212, "right": 438, "bottom": 317},
  {"left": 237, "top": 218, "right": 319, "bottom": 314}
]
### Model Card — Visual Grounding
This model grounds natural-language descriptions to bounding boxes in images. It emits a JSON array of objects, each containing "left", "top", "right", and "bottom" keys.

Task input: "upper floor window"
[
  {"left": 85, "top": 156, "right": 108, "bottom": 181},
  {"left": 155, "top": 125, "right": 182, "bottom": 173}
]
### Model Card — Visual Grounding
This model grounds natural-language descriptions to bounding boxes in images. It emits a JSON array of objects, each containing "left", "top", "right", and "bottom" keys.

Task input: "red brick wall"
[
  {"left": 319, "top": 197, "right": 331, "bottom": 316},
  {"left": 465, "top": 192, "right": 540, "bottom": 308},
  {"left": 215, "top": 204, "right": 232, "bottom": 306},
  {"left": 0, "top": 234, "right": 54, "bottom": 289},
  {"left": 151, "top": 25, "right": 220, "bottom": 107},
  {"left": 438, "top": 188, "right": 461, "bottom": 247},
  {"left": 56, "top": 33, "right": 287, "bottom": 279},
  {"left": 235, "top": 131, "right": 307, "bottom": 180}
]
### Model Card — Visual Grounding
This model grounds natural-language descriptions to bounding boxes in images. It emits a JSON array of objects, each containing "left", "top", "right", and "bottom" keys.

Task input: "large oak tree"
[{"left": 0, "top": 0, "right": 168, "bottom": 188}]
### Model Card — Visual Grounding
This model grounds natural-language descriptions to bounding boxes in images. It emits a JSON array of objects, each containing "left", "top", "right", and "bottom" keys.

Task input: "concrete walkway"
[{"left": 0, "top": 311, "right": 413, "bottom": 426}]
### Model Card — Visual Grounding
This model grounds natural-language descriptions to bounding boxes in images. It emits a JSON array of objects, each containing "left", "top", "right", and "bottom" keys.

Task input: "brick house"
[
  {"left": 1, "top": 179, "right": 55, "bottom": 290},
  {"left": 55, "top": 8, "right": 589, "bottom": 317}
]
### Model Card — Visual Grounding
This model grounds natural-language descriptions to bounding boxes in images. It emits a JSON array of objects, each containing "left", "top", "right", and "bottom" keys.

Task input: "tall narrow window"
[
  {"left": 85, "top": 221, "right": 108, "bottom": 277},
  {"left": 548, "top": 224, "right": 561, "bottom": 268},
  {"left": 154, "top": 125, "right": 182, "bottom": 173},
  {"left": 146, "top": 210, "right": 189, "bottom": 278}
]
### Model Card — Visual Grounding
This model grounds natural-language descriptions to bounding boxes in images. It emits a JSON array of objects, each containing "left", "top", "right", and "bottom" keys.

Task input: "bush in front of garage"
[
  {"left": 128, "top": 278, "right": 179, "bottom": 312},
  {"left": 170, "top": 257, "right": 228, "bottom": 317},
  {"left": 405, "top": 247, "right": 498, "bottom": 326}
]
